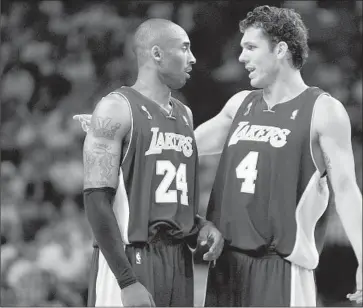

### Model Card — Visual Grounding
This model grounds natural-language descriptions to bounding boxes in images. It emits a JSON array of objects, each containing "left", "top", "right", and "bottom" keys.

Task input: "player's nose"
[
  {"left": 188, "top": 50, "right": 196, "bottom": 65},
  {"left": 239, "top": 50, "right": 248, "bottom": 63}
]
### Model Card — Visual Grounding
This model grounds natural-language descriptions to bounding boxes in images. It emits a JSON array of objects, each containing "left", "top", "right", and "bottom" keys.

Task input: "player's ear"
[
  {"left": 151, "top": 45, "right": 163, "bottom": 62},
  {"left": 275, "top": 41, "right": 288, "bottom": 59}
]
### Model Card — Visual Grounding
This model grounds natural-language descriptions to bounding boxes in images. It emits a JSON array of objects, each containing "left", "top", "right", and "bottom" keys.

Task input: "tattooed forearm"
[
  {"left": 83, "top": 142, "right": 119, "bottom": 187},
  {"left": 90, "top": 116, "right": 122, "bottom": 140},
  {"left": 322, "top": 150, "right": 332, "bottom": 172}
]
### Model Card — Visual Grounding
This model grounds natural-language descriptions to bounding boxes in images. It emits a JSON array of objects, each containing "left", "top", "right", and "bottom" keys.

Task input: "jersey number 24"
[{"left": 155, "top": 160, "right": 188, "bottom": 205}]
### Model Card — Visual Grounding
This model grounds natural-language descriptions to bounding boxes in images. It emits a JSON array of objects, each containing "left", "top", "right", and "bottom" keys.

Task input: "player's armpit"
[{"left": 83, "top": 96, "right": 131, "bottom": 189}]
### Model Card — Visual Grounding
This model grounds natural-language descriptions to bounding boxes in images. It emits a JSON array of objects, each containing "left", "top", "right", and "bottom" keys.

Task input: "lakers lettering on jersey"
[
  {"left": 228, "top": 121, "right": 291, "bottom": 148},
  {"left": 145, "top": 127, "right": 194, "bottom": 158}
]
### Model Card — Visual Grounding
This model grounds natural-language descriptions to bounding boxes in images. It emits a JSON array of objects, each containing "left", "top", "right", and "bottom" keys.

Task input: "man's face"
[
  {"left": 238, "top": 27, "right": 279, "bottom": 89},
  {"left": 157, "top": 27, "right": 196, "bottom": 90}
]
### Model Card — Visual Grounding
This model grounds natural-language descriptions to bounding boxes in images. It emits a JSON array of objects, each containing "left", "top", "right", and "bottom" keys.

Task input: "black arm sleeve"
[{"left": 83, "top": 187, "right": 137, "bottom": 289}]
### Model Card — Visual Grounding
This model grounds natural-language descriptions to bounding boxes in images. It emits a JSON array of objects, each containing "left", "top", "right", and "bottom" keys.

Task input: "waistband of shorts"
[
  {"left": 92, "top": 232, "right": 186, "bottom": 249},
  {"left": 227, "top": 244, "right": 284, "bottom": 259},
  {"left": 149, "top": 232, "right": 185, "bottom": 246}
]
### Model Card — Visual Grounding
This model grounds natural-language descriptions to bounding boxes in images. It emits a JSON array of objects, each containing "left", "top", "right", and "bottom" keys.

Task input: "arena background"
[{"left": 1, "top": 0, "right": 362, "bottom": 306}]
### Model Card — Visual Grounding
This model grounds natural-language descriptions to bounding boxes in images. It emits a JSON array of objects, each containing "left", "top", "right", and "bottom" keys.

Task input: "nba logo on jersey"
[
  {"left": 182, "top": 116, "right": 189, "bottom": 126},
  {"left": 141, "top": 105, "right": 152, "bottom": 119},
  {"left": 244, "top": 102, "right": 253, "bottom": 116},
  {"left": 136, "top": 251, "right": 142, "bottom": 264},
  {"left": 291, "top": 109, "right": 299, "bottom": 120}
]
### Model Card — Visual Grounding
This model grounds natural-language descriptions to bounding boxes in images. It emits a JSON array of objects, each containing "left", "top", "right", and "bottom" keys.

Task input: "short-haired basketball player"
[{"left": 195, "top": 5, "right": 362, "bottom": 306}]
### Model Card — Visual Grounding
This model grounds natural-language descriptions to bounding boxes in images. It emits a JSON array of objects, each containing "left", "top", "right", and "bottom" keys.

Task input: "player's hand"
[
  {"left": 73, "top": 114, "right": 92, "bottom": 133},
  {"left": 347, "top": 263, "right": 362, "bottom": 304},
  {"left": 121, "top": 282, "right": 156, "bottom": 307},
  {"left": 197, "top": 222, "right": 224, "bottom": 262}
]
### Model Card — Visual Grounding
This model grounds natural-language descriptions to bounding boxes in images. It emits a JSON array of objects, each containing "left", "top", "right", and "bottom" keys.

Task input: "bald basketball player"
[{"left": 81, "top": 18, "right": 223, "bottom": 307}]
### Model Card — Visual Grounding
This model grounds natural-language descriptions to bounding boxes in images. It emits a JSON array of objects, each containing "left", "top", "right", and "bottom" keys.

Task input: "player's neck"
[
  {"left": 263, "top": 70, "right": 308, "bottom": 108},
  {"left": 132, "top": 74, "right": 171, "bottom": 109}
]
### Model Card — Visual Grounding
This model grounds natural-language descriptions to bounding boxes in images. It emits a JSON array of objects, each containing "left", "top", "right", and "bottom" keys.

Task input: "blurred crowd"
[{"left": 1, "top": 1, "right": 362, "bottom": 306}]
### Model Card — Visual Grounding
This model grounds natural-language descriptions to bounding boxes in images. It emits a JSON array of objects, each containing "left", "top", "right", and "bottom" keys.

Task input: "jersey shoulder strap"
[
  {"left": 234, "top": 89, "right": 263, "bottom": 118},
  {"left": 171, "top": 97, "right": 192, "bottom": 126}
]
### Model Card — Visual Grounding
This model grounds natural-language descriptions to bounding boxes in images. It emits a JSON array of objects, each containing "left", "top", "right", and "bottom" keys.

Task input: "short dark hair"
[{"left": 239, "top": 5, "right": 309, "bottom": 69}]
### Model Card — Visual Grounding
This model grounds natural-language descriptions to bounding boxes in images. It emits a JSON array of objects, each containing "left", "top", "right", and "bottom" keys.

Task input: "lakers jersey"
[
  {"left": 207, "top": 87, "right": 330, "bottom": 270},
  {"left": 110, "top": 87, "right": 199, "bottom": 244}
]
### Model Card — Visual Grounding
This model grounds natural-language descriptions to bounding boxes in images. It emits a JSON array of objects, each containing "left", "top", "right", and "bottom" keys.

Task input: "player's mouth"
[
  {"left": 185, "top": 68, "right": 192, "bottom": 78},
  {"left": 245, "top": 66, "right": 256, "bottom": 78}
]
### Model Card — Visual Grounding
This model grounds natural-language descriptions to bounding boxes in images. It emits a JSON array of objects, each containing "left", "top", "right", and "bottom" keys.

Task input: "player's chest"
[
  {"left": 227, "top": 107, "right": 308, "bottom": 152},
  {"left": 136, "top": 116, "right": 195, "bottom": 160}
]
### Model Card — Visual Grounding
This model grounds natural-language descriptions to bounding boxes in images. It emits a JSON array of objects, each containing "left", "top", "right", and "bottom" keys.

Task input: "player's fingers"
[
  {"left": 347, "top": 290, "right": 362, "bottom": 302},
  {"left": 73, "top": 114, "right": 91, "bottom": 122},
  {"left": 81, "top": 122, "right": 89, "bottom": 132},
  {"left": 73, "top": 114, "right": 88, "bottom": 121},
  {"left": 203, "top": 243, "right": 217, "bottom": 261},
  {"left": 348, "top": 294, "right": 362, "bottom": 302}
]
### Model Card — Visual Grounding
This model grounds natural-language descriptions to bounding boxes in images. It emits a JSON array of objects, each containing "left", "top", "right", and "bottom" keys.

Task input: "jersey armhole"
[{"left": 309, "top": 91, "right": 331, "bottom": 176}]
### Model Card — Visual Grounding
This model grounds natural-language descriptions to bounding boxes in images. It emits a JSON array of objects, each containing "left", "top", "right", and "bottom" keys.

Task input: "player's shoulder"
[
  {"left": 313, "top": 92, "right": 350, "bottom": 133},
  {"left": 314, "top": 93, "right": 347, "bottom": 120},
  {"left": 223, "top": 90, "right": 253, "bottom": 119},
  {"left": 92, "top": 92, "right": 132, "bottom": 130}
]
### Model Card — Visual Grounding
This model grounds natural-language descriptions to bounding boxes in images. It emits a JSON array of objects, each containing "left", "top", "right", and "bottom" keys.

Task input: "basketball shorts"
[
  {"left": 204, "top": 247, "right": 317, "bottom": 307},
  {"left": 87, "top": 234, "right": 194, "bottom": 307}
]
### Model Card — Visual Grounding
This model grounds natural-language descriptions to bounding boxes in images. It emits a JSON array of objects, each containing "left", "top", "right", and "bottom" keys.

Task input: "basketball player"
[
  {"left": 194, "top": 5, "right": 362, "bottom": 306},
  {"left": 81, "top": 18, "right": 223, "bottom": 307}
]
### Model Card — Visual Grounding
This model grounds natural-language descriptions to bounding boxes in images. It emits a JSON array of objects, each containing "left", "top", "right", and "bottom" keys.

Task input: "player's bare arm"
[
  {"left": 195, "top": 90, "right": 251, "bottom": 217},
  {"left": 83, "top": 103, "right": 126, "bottom": 188},
  {"left": 195, "top": 90, "right": 251, "bottom": 157},
  {"left": 312, "top": 95, "right": 362, "bottom": 303},
  {"left": 194, "top": 91, "right": 251, "bottom": 261},
  {"left": 83, "top": 96, "right": 155, "bottom": 307},
  {"left": 181, "top": 103, "right": 223, "bottom": 261}
]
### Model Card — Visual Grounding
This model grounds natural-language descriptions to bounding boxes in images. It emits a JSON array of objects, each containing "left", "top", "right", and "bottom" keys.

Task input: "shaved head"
[{"left": 133, "top": 18, "right": 188, "bottom": 66}]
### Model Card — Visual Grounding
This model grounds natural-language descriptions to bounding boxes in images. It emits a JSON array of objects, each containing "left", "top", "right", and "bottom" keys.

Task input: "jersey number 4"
[
  {"left": 236, "top": 151, "right": 259, "bottom": 194},
  {"left": 155, "top": 160, "right": 188, "bottom": 205}
]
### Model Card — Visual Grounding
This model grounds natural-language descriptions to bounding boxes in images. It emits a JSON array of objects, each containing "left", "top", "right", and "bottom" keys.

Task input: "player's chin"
[
  {"left": 249, "top": 77, "right": 263, "bottom": 89},
  {"left": 170, "top": 79, "right": 187, "bottom": 90}
]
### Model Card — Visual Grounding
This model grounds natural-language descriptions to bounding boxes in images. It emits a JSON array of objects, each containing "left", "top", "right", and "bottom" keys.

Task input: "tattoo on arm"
[
  {"left": 91, "top": 116, "right": 122, "bottom": 140},
  {"left": 84, "top": 151, "right": 97, "bottom": 181},
  {"left": 322, "top": 150, "right": 332, "bottom": 172},
  {"left": 84, "top": 142, "right": 119, "bottom": 187}
]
